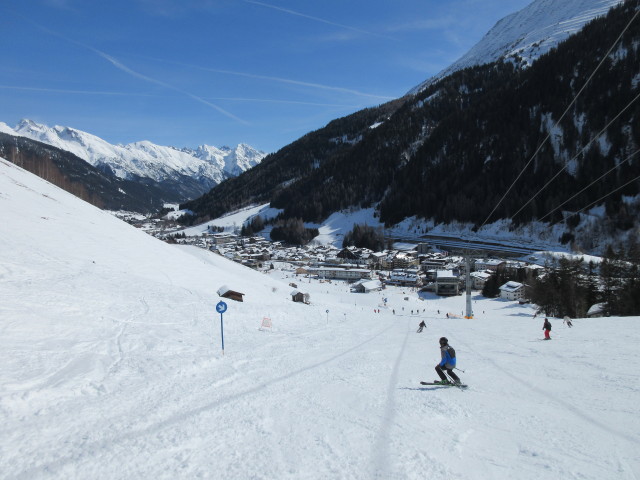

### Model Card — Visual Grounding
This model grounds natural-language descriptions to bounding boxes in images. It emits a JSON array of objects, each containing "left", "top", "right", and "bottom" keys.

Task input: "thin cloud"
[
  {"left": 0, "top": 85, "right": 161, "bottom": 97},
  {"left": 202, "top": 67, "right": 396, "bottom": 101},
  {"left": 136, "top": 55, "right": 396, "bottom": 101},
  {"left": 93, "top": 51, "right": 249, "bottom": 124},
  {"left": 12, "top": 15, "right": 248, "bottom": 125},
  {"left": 208, "top": 97, "right": 363, "bottom": 108},
  {"left": 385, "top": 16, "right": 456, "bottom": 33},
  {"left": 244, "top": 0, "right": 393, "bottom": 40},
  {"left": 40, "top": 0, "right": 77, "bottom": 12}
]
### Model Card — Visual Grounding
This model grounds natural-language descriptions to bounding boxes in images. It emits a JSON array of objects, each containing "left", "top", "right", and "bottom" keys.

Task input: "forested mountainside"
[
  {"left": 180, "top": 99, "right": 405, "bottom": 223},
  {"left": 378, "top": 1, "right": 639, "bottom": 227},
  {"left": 182, "top": 2, "right": 639, "bottom": 247},
  {"left": 0, "top": 133, "right": 171, "bottom": 212}
]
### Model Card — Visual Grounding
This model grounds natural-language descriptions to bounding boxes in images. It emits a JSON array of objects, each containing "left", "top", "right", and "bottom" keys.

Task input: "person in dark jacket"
[
  {"left": 543, "top": 318, "right": 552, "bottom": 340},
  {"left": 434, "top": 337, "right": 461, "bottom": 385}
]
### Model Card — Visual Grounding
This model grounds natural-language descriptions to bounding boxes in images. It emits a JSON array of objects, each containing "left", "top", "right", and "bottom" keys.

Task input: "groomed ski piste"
[{"left": 1, "top": 156, "right": 639, "bottom": 480}]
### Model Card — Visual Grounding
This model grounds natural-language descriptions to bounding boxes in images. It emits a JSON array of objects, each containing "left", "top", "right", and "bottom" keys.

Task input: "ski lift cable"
[
  {"left": 538, "top": 147, "right": 640, "bottom": 223},
  {"left": 509, "top": 91, "right": 640, "bottom": 221},
  {"left": 477, "top": 4, "right": 640, "bottom": 231},
  {"left": 549, "top": 172, "right": 640, "bottom": 227}
]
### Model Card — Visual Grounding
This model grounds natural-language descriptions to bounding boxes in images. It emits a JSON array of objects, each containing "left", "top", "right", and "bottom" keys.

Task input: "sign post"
[{"left": 216, "top": 301, "right": 228, "bottom": 355}]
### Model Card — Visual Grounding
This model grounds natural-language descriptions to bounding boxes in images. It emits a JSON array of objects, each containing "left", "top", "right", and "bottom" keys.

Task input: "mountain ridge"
[
  {"left": 408, "top": 0, "right": 625, "bottom": 94},
  {"left": 0, "top": 119, "right": 267, "bottom": 202}
]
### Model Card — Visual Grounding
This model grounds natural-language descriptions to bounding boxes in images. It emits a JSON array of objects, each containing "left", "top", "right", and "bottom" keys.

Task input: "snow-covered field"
[{"left": 1, "top": 157, "right": 639, "bottom": 480}]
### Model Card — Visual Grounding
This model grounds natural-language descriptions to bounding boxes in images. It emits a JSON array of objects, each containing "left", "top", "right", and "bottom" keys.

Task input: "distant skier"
[
  {"left": 434, "top": 337, "right": 461, "bottom": 385},
  {"left": 416, "top": 320, "right": 426, "bottom": 333},
  {"left": 563, "top": 316, "right": 573, "bottom": 328},
  {"left": 542, "top": 318, "right": 552, "bottom": 340}
]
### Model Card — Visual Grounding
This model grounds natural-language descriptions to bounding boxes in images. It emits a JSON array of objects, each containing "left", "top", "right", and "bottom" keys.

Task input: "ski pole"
[{"left": 454, "top": 367, "right": 465, "bottom": 373}]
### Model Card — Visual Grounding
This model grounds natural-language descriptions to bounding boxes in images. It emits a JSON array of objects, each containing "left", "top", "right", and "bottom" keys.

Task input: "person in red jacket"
[{"left": 542, "top": 318, "right": 552, "bottom": 340}]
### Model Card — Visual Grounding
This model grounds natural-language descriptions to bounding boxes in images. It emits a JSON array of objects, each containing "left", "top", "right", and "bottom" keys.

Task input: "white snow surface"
[
  {"left": 409, "top": 0, "right": 624, "bottom": 94},
  {"left": 1, "top": 157, "right": 639, "bottom": 479},
  {"left": 3, "top": 119, "right": 266, "bottom": 184}
]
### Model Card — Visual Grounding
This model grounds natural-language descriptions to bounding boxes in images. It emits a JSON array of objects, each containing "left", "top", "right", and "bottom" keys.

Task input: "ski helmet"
[{"left": 439, "top": 337, "right": 448, "bottom": 345}]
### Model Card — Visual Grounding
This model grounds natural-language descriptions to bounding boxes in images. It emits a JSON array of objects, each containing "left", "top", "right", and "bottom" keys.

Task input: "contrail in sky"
[
  {"left": 96, "top": 52, "right": 249, "bottom": 124},
  {"left": 0, "top": 85, "right": 361, "bottom": 108},
  {"left": 135, "top": 55, "right": 396, "bottom": 101},
  {"left": 0, "top": 85, "right": 160, "bottom": 97},
  {"left": 201, "top": 67, "right": 396, "bottom": 101},
  {"left": 12, "top": 14, "right": 248, "bottom": 125},
  {"left": 244, "top": 0, "right": 393, "bottom": 39},
  {"left": 208, "top": 97, "right": 363, "bottom": 108}
]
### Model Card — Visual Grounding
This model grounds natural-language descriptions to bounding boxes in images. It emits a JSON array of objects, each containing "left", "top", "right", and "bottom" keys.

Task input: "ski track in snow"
[
  {"left": 461, "top": 336, "right": 639, "bottom": 446},
  {"left": 16, "top": 323, "right": 397, "bottom": 477},
  {"left": 371, "top": 319, "right": 411, "bottom": 479}
]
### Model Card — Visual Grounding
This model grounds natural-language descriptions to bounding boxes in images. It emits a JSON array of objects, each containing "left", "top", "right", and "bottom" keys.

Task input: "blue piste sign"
[
  {"left": 216, "top": 301, "right": 228, "bottom": 354},
  {"left": 216, "top": 301, "right": 228, "bottom": 314}
]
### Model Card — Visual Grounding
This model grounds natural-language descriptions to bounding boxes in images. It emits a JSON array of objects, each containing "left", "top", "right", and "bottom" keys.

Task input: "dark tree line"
[
  {"left": 342, "top": 224, "right": 385, "bottom": 251},
  {"left": 180, "top": 100, "right": 405, "bottom": 220},
  {"left": 481, "top": 265, "right": 536, "bottom": 298},
  {"left": 240, "top": 216, "right": 265, "bottom": 237},
  {"left": 529, "top": 241, "right": 640, "bottom": 318},
  {"left": 269, "top": 218, "right": 319, "bottom": 246}
]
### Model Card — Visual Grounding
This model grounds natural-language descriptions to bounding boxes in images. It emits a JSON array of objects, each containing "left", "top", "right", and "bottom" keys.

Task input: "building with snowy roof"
[
  {"left": 290, "top": 290, "right": 310, "bottom": 304},
  {"left": 217, "top": 285, "right": 245, "bottom": 302},
  {"left": 435, "top": 270, "right": 459, "bottom": 296},
  {"left": 475, "top": 259, "right": 505, "bottom": 272},
  {"left": 499, "top": 281, "right": 525, "bottom": 301},
  {"left": 386, "top": 270, "right": 421, "bottom": 287},
  {"left": 350, "top": 279, "right": 383, "bottom": 293},
  {"left": 307, "top": 266, "right": 372, "bottom": 281},
  {"left": 470, "top": 271, "right": 492, "bottom": 290}
]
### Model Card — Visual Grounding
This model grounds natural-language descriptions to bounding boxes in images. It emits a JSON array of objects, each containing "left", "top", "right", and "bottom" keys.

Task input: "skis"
[{"left": 420, "top": 381, "right": 468, "bottom": 388}]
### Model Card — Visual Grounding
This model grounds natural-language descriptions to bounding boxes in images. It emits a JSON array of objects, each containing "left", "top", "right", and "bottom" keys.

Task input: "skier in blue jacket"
[{"left": 435, "top": 337, "right": 461, "bottom": 385}]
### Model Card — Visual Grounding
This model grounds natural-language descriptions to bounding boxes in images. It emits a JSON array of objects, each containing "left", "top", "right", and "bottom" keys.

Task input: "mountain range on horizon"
[{"left": 0, "top": 119, "right": 267, "bottom": 203}]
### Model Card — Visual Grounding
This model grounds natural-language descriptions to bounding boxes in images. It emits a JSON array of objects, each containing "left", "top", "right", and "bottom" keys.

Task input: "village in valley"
[{"left": 137, "top": 218, "right": 546, "bottom": 306}]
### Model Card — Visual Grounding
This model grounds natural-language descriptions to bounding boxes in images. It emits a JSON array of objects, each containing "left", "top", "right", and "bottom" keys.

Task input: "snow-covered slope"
[
  {"left": 3, "top": 119, "right": 266, "bottom": 190},
  {"left": 409, "top": 0, "right": 624, "bottom": 94},
  {"left": 1, "top": 157, "right": 639, "bottom": 479}
]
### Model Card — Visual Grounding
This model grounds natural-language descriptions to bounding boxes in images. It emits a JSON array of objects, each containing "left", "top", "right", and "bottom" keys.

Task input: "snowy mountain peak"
[
  {"left": 6, "top": 119, "right": 267, "bottom": 200},
  {"left": 409, "top": 0, "right": 624, "bottom": 94}
]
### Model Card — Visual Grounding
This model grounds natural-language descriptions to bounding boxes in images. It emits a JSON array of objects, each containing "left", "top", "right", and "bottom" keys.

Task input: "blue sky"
[{"left": 1, "top": 0, "right": 531, "bottom": 153}]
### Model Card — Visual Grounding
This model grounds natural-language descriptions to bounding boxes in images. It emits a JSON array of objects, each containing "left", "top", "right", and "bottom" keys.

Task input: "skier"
[
  {"left": 434, "top": 337, "right": 461, "bottom": 385},
  {"left": 416, "top": 320, "right": 426, "bottom": 333},
  {"left": 563, "top": 316, "right": 573, "bottom": 328},
  {"left": 542, "top": 318, "right": 552, "bottom": 340}
]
